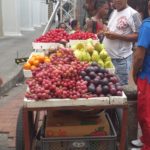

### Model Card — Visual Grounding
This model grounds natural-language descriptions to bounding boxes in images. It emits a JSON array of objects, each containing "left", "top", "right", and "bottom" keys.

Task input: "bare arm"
[
  {"left": 104, "top": 32, "right": 138, "bottom": 42},
  {"left": 86, "top": 20, "right": 93, "bottom": 33},
  {"left": 132, "top": 46, "right": 146, "bottom": 84}
]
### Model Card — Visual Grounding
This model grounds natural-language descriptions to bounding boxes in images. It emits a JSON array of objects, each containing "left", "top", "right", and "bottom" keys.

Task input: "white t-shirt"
[{"left": 103, "top": 6, "right": 141, "bottom": 59}]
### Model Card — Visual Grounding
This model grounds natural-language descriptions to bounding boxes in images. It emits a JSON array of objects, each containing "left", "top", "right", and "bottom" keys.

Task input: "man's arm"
[
  {"left": 132, "top": 46, "right": 146, "bottom": 84},
  {"left": 104, "top": 32, "right": 138, "bottom": 42}
]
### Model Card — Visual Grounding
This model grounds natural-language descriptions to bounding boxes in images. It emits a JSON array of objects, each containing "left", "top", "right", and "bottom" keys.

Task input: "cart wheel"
[{"left": 16, "top": 107, "right": 24, "bottom": 150}]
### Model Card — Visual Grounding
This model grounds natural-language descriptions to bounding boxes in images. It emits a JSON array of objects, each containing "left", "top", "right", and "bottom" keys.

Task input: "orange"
[
  {"left": 37, "top": 55, "right": 45, "bottom": 63},
  {"left": 31, "top": 65, "right": 36, "bottom": 70},
  {"left": 45, "top": 56, "right": 49, "bottom": 59},
  {"left": 56, "top": 52, "right": 62, "bottom": 57},
  {"left": 44, "top": 58, "right": 50, "bottom": 63},
  {"left": 31, "top": 55, "right": 37, "bottom": 59},
  {"left": 33, "top": 60, "right": 40, "bottom": 66},
  {"left": 23, "top": 63, "right": 31, "bottom": 70},
  {"left": 28, "top": 58, "right": 35, "bottom": 65}
]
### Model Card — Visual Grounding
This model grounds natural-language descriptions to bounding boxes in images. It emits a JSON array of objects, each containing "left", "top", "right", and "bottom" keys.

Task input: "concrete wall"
[
  {"left": 1, "top": 0, "right": 22, "bottom": 36},
  {"left": 1, "top": 0, "right": 49, "bottom": 36},
  {"left": 0, "top": 0, "right": 3, "bottom": 36},
  {"left": 20, "top": 0, "right": 34, "bottom": 31}
]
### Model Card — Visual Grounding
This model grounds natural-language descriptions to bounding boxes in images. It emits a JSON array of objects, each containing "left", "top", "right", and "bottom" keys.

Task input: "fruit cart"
[
  {"left": 17, "top": 25, "right": 129, "bottom": 150},
  {"left": 16, "top": 93, "right": 128, "bottom": 150}
]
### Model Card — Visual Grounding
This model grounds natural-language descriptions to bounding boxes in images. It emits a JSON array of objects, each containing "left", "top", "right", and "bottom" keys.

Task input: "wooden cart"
[{"left": 16, "top": 93, "right": 128, "bottom": 150}]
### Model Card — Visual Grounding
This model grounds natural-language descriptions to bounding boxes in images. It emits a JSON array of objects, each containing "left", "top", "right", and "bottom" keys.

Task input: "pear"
[
  {"left": 94, "top": 42, "right": 102, "bottom": 52},
  {"left": 104, "top": 61, "right": 114, "bottom": 68},
  {"left": 74, "top": 50, "right": 83, "bottom": 60},
  {"left": 98, "top": 59, "right": 104, "bottom": 68},
  {"left": 84, "top": 52, "right": 91, "bottom": 62},
  {"left": 75, "top": 43, "right": 85, "bottom": 50},
  {"left": 86, "top": 38, "right": 94, "bottom": 45},
  {"left": 99, "top": 50, "right": 108, "bottom": 60},
  {"left": 104, "top": 56, "right": 111, "bottom": 62},
  {"left": 100, "top": 43, "right": 105, "bottom": 49},
  {"left": 86, "top": 43, "right": 94, "bottom": 53},
  {"left": 71, "top": 45, "right": 77, "bottom": 50},
  {"left": 92, "top": 50, "right": 99, "bottom": 62}
]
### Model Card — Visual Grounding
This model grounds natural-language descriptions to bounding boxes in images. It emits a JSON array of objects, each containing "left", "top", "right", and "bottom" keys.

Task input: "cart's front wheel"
[{"left": 16, "top": 107, "right": 24, "bottom": 150}]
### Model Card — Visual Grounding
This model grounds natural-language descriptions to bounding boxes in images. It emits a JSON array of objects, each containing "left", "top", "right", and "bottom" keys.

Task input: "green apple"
[
  {"left": 98, "top": 59, "right": 104, "bottom": 68},
  {"left": 99, "top": 50, "right": 108, "bottom": 60},
  {"left": 92, "top": 50, "right": 99, "bottom": 62},
  {"left": 104, "top": 61, "right": 114, "bottom": 68},
  {"left": 94, "top": 42, "right": 102, "bottom": 52}
]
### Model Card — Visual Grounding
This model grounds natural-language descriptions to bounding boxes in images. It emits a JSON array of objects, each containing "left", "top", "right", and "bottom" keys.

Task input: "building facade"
[{"left": 0, "top": 0, "right": 50, "bottom": 37}]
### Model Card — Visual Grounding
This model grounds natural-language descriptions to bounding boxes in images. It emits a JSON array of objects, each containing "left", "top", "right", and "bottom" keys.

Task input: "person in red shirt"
[{"left": 86, "top": 0, "right": 109, "bottom": 34}]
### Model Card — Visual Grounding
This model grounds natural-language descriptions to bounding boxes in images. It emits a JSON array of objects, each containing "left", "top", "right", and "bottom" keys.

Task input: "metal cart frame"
[{"left": 22, "top": 103, "right": 128, "bottom": 150}]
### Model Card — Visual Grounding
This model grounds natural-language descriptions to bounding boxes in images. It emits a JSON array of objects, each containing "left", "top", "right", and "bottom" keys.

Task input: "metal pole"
[
  {"left": 60, "top": 0, "right": 63, "bottom": 22},
  {"left": 42, "top": 0, "right": 60, "bottom": 35}
]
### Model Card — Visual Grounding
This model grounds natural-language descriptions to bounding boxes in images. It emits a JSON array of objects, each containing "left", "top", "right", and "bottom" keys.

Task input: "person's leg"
[
  {"left": 137, "top": 78, "right": 150, "bottom": 150},
  {"left": 112, "top": 55, "right": 132, "bottom": 85}
]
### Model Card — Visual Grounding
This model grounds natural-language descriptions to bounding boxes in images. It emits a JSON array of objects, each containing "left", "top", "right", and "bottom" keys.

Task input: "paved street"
[{"left": 0, "top": 83, "right": 26, "bottom": 150}]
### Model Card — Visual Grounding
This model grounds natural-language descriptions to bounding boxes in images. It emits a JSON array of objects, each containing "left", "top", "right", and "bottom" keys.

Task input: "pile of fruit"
[
  {"left": 81, "top": 62, "right": 123, "bottom": 97},
  {"left": 25, "top": 50, "right": 90, "bottom": 100},
  {"left": 72, "top": 39, "right": 114, "bottom": 69},
  {"left": 23, "top": 54, "right": 50, "bottom": 70},
  {"left": 34, "top": 29, "right": 69, "bottom": 43},
  {"left": 68, "top": 31, "right": 97, "bottom": 40},
  {"left": 25, "top": 49, "right": 123, "bottom": 101}
]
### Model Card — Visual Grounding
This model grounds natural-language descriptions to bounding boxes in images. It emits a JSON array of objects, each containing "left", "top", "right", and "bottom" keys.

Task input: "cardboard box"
[{"left": 45, "top": 111, "right": 110, "bottom": 137}]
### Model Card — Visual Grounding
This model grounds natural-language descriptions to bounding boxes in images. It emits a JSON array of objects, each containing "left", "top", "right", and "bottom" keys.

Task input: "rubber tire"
[{"left": 16, "top": 107, "right": 24, "bottom": 150}]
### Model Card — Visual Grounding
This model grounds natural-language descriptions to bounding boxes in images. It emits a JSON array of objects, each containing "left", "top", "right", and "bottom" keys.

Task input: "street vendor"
[
  {"left": 132, "top": 0, "right": 150, "bottom": 149},
  {"left": 70, "top": 20, "right": 80, "bottom": 34},
  {"left": 86, "top": 0, "right": 109, "bottom": 39},
  {"left": 103, "top": 0, "right": 142, "bottom": 85}
]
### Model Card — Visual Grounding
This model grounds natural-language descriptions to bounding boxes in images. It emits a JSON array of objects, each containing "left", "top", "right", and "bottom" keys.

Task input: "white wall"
[
  {"left": 40, "top": 3, "right": 48, "bottom": 25},
  {"left": 1, "top": 0, "right": 22, "bottom": 36},
  {"left": 20, "top": 0, "right": 34, "bottom": 31},
  {"left": 1, "top": 0, "right": 49, "bottom": 36},
  {"left": 32, "top": 0, "right": 41, "bottom": 27},
  {"left": 0, "top": 0, "right": 3, "bottom": 36}
]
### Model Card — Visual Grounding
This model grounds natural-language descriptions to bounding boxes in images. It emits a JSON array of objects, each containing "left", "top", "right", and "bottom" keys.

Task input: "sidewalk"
[
  {"left": 0, "top": 83, "right": 25, "bottom": 150},
  {"left": 0, "top": 27, "right": 44, "bottom": 95}
]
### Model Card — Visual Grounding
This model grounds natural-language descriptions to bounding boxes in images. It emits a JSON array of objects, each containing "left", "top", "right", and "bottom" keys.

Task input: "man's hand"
[
  {"left": 104, "top": 32, "right": 119, "bottom": 40},
  {"left": 104, "top": 31, "right": 138, "bottom": 42}
]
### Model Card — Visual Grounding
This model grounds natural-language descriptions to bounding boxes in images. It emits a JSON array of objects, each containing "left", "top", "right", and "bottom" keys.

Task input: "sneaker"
[
  {"left": 131, "top": 148, "right": 141, "bottom": 150},
  {"left": 131, "top": 139, "right": 144, "bottom": 147}
]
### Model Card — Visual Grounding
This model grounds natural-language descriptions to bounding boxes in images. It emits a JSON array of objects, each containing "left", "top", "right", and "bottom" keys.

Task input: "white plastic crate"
[
  {"left": 32, "top": 42, "right": 64, "bottom": 51},
  {"left": 23, "top": 92, "right": 127, "bottom": 108},
  {"left": 23, "top": 97, "right": 110, "bottom": 108},
  {"left": 109, "top": 92, "right": 127, "bottom": 105}
]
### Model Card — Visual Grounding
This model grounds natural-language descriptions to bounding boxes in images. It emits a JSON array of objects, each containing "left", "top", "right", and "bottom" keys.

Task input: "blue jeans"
[{"left": 112, "top": 55, "right": 132, "bottom": 85}]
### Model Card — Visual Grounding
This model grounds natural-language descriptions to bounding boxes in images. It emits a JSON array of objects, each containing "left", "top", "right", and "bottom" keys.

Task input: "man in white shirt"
[{"left": 103, "top": 0, "right": 141, "bottom": 85}]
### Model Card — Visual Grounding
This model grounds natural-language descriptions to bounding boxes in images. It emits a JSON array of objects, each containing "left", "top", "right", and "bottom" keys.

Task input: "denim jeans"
[{"left": 112, "top": 55, "right": 132, "bottom": 85}]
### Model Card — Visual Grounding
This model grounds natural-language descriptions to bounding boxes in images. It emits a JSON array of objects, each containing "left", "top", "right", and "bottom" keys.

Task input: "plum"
[
  {"left": 96, "top": 85, "right": 102, "bottom": 95},
  {"left": 84, "top": 76, "right": 91, "bottom": 82},
  {"left": 89, "top": 71, "right": 96, "bottom": 79},
  {"left": 102, "top": 85, "right": 109, "bottom": 95},
  {"left": 88, "top": 84, "right": 96, "bottom": 93},
  {"left": 80, "top": 71, "right": 87, "bottom": 77}
]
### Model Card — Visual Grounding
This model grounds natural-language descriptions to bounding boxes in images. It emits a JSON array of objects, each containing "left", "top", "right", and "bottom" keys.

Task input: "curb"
[{"left": 0, "top": 69, "right": 24, "bottom": 96}]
